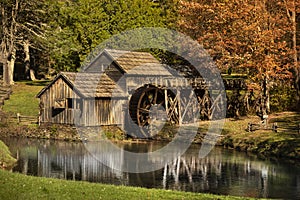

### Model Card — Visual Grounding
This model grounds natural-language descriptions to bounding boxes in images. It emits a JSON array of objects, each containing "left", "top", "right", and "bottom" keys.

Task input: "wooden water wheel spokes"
[
  {"left": 138, "top": 107, "right": 150, "bottom": 113},
  {"left": 136, "top": 86, "right": 165, "bottom": 127}
]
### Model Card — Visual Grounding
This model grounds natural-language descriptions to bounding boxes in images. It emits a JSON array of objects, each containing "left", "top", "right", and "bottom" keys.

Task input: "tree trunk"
[
  {"left": 291, "top": 4, "right": 300, "bottom": 107},
  {"left": 3, "top": 57, "right": 9, "bottom": 86},
  {"left": 24, "top": 41, "right": 30, "bottom": 80},
  {"left": 260, "top": 76, "right": 269, "bottom": 126},
  {"left": 30, "top": 69, "right": 36, "bottom": 81},
  {"left": 24, "top": 40, "right": 36, "bottom": 81},
  {"left": 7, "top": 49, "right": 16, "bottom": 85}
]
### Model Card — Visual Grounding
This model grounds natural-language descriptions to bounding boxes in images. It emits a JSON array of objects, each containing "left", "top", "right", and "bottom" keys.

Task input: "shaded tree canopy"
[
  {"left": 0, "top": 0, "right": 179, "bottom": 80},
  {"left": 45, "top": 0, "right": 178, "bottom": 72}
]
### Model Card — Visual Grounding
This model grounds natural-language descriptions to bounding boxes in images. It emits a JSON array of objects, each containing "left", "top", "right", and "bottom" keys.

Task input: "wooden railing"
[
  {"left": 16, "top": 113, "right": 38, "bottom": 124},
  {"left": 247, "top": 122, "right": 300, "bottom": 134}
]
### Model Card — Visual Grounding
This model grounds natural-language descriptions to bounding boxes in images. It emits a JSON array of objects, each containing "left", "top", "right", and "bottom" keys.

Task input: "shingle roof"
[
  {"left": 37, "top": 72, "right": 126, "bottom": 98},
  {"left": 87, "top": 49, "right": 173, "bottom": 76}
]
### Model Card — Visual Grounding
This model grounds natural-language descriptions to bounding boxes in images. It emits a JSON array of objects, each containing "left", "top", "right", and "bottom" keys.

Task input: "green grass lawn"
[
  {"left": 2, "top": 81, "right": 48, "bottom": 116},
  {"left": 0, "top": 169, "right": 258, "bottom": 200}
]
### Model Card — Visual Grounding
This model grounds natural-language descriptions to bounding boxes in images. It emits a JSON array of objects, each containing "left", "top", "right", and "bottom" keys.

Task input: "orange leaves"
[{"left": 178, "top": 0, "right": 294, "bottom": 88}]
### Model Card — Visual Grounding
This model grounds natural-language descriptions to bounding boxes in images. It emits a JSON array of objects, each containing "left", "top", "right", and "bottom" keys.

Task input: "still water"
[{"left": 2, "top": 137, "right": 300, "bottom": 199}]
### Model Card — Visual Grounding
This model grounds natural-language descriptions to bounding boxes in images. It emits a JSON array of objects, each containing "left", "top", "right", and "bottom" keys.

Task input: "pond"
[{"left": 2, "top": 137, "right": 300, "bottom": 199}]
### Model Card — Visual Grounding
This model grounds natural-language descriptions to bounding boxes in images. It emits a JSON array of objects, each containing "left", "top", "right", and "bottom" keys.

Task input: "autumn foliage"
[{"left": 179, "top": 0, "right": 298, "bottom": 94}]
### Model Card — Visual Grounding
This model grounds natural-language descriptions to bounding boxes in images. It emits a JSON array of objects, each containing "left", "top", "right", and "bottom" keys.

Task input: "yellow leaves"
[
  {"left": 179, "top": 0, "right": 295, "bottom": 83},
  {"left": 207, "top": 8, "right": 214, "bottom": 13}
]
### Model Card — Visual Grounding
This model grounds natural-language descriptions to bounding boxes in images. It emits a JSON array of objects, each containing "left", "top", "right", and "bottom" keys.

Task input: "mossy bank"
[
  {"left": 219, "top": 112, "right": 300, "bottom": 162},
  {"left": 0, "top": 140, "right": 16, "bottom": 170},
  {"left": 1, "top": 111, "right": 300, "bottom": 162}
]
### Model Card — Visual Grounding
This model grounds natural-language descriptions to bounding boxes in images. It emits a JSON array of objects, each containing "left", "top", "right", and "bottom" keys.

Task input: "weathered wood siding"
[
  {"left": 126, "top": 75, "right": 174, "bottom": 93},
  {"left": 39, "top": 76, "right": 127, "bottom": 126},
  {"left": 39, "top": 77, "right": 81, "bottom": 125},
  {"left": 85, "top": 54, "right": 123, "bottom": 83},
  {"left": 85, "top": 53, "right": 111, "bottom": 73},
  {"left": 81, "top": 99, "right": 126, "bottom": 126}
]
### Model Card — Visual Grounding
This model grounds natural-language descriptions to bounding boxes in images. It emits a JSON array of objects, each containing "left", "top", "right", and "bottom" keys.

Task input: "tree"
[
  {"left": 45, "top": 0, "right": 178, "bottom": 72},
  {"left": 179, "top": 0, "right": 295, "bottom": 114},
  {"left": 17, "top": 0, "right": 48, "bottom": 81},
  {"left": 0, "top": 0, "right": 18, "bottom": 85},
  {"left": 0, "top": 0, "right": 48, "bottom": 84},
  {"left": 280, "top": 0, "right": 300, "bottom": 107}
]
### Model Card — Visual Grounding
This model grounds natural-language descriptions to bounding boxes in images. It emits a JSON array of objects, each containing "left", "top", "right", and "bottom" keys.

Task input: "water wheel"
[{"left": 129, "top": 85, "right": 165, "bottom": 127}]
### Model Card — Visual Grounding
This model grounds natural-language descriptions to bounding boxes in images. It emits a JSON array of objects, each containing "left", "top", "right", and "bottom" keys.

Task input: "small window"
[
  {"left": 67, "top": 98, "right": 74, "bottom": 109},
  {"left": 67, "top": 98, "right": 82, "bottom": 109}
]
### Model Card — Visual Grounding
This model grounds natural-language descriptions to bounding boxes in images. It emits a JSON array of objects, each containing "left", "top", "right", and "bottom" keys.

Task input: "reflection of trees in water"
[
  {"left": 161, "top": 153, "right": 270, "bottom": 196},
  {"left": 7, "top": 138, "right": 300, "bottom": 199}
]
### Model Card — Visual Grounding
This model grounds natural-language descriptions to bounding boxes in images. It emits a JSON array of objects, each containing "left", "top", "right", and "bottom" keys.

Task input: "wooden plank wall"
[
  {"left": 39, "top": 77, "right": 81, "bottom": 125},
  {"left": 85, "top": 54, "right": 123, "bottom": 82},
  {"left": 126, "top": 76, "right": 189, "bottom": 93},
  {"left": 40, "top": 77, "right": 126, "bottom": 126},
  {"left": 82, "top": 99, "right": 126, "bottom": 126},
  {"left": 85, "top": 53, "right": 111, "bottom": 73}
]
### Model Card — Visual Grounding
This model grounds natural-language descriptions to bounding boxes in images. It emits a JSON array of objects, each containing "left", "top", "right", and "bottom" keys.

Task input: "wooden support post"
[
  {"left": 168, "top": 95, "right": 179, "bottom": 123},
  {"left": 262, "top": 114, "right": 268, "bottom": 128},
  {"left": 272, "top": 123, "right": 278, "bottom": 133},
  {"left": 17, "top": 113, "right": 21, "bottom": 123},
  {"left": 164, "top": 89, "right": 168, "bottom": 118},
  {"left": 181, "top": 90, "right": 194, "bottom": 123},
  {"left": 247, "top": 123, "right": 252, "bottom": 132},
  {"left": 177, "top": 90, "right": 182, "bottom": 125}
]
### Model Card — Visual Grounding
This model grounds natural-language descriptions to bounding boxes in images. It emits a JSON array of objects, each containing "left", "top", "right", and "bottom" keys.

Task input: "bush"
[{"left": 270, "top": 85, "right": 297, "bottom": 112}]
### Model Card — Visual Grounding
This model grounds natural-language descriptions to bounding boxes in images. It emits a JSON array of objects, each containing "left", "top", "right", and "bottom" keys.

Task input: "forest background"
[{"left": 0, "top": 0, "right": 299, "bottom": 113}]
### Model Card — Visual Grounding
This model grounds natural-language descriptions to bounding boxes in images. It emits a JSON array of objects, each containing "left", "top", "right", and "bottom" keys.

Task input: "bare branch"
[{"left": 17, "top": 23, "right": 46, "bottom": 40}]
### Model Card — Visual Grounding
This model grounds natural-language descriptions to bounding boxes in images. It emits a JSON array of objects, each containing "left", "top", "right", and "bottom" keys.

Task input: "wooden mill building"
[
  {"left": 37, "top": 49, "right": 176, "bottom": 127},
  {"left": 38, "top": 49, "right": 247, "bottom": 130}
]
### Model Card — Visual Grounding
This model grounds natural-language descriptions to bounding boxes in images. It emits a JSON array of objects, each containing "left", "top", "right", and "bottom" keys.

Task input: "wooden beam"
[
  {"left": 168, "top": 94, "right": 179, "bottom": 124},
  {"left": 164, "top": 89, "right": 168, "bottom": 117},
  {"left": 177, "top": 90, "right": 182, "bottom": 125},
  {"left": 181, "top": 90, "right": 195, "bottom": 122}
]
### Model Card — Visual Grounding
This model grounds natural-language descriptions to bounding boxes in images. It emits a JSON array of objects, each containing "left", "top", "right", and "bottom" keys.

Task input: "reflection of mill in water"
[
  {"left": 159, "top": 148, "right": 274, "bottom": 195},
  {"left": 7, "top": 137, "right": 300, "bottom": 199},
  {"left": 17, "top": 142, "right": 128, "bottom": 184},
  {"left": 16, "top": 142, "right": 275, "bottom": 196}
]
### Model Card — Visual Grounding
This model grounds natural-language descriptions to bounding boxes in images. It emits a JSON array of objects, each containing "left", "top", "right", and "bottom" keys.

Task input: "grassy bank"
[
  {"left": 220, "top": 112, "right": 300, "bottom": 161},
  {"left": 0, "top": 140, "right": 16, "bottom": 169},
  {"left": 2, "top": 81, "right": 47, "bottom": 116},
  {"left": 0, "top": 170, "right": 256, "bottom": 200}
]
